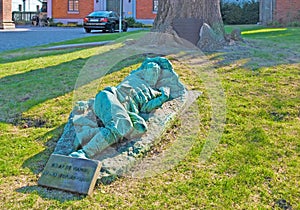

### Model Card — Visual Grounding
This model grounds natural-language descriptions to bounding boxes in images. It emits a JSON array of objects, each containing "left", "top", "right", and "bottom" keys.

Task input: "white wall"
[
  {"left": 12, "top": 0, "right": 42, "bottom": 12},
  {"left": 123, "top": 0, "right": 133, "bottom": 18},
  {"left": 92, "top": 0, "right": 133, "bottom": 17},
  {"left": 94, "top": 0, "right": 106, "bottom": 11}
]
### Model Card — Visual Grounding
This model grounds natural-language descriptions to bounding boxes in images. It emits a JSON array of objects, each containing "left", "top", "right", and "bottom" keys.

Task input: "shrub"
[
  {"left": 288, "top": 21, "right": 300, "bottom": 27},
  {"left": 125, "top": 17, "right": 136, "bottom": 27},
  {"left": 56, "top": 22, "right": 64, "bottom": 27},
  {"left": 125, "top": 17, "right": 145, "bottom": 28}
]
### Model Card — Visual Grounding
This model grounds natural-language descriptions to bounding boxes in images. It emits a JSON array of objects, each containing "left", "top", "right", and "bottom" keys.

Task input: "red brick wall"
[
  {"left": 136, "top": 0, "right": 157, "bottom": 19},
  {"left": 0, "top": 0, "right": 3, "bottom": 23},
  {"left": 0, "top": 0, "right": 12, "bottom": 22},
  {"left": 275, "top": 0, "right": 300, "bottom": 23},
  {"left": 52, "top": 0, "right": 94, "bottom": 19}
]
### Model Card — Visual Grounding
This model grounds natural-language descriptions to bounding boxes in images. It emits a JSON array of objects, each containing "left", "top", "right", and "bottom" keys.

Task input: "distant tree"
[
  {"left": 242, "top": 1, "right": 259, "bottom": 24},
  {"left": 221, "top": 2, "right": 243, "bottom": 24},
  {"left": 221, "top": 0, "right": 259, "bottom": 24}
]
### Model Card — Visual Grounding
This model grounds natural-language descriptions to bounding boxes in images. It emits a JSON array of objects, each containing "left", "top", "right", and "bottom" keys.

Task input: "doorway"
[{"left": 106, "top": 0, "right": 121, "bottom": 14}]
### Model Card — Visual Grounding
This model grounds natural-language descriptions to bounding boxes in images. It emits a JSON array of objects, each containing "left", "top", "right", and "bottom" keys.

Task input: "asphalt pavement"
[{"left": 0, "top": 25, "right": 139, "bottom": 52}]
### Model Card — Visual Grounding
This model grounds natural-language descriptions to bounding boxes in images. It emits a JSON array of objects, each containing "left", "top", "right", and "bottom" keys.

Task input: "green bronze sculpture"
[{"left": 69, "top": 57, "right": 186, "bottom": 159}]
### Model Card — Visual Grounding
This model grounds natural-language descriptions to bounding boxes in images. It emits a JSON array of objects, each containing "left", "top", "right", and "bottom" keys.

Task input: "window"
[
  {"left": 68, "top": 0, "right": 79, "bottom": 12},
  {"left": 153, "top": 0, "right": 159, "bottom": 12}
]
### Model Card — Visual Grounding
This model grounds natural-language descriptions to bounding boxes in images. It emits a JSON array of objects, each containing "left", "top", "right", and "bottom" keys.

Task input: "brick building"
[
  {"left": 260, "top": 0, "right": 300, "bottom": 25},
  {"left": 0, "top": 0, "right": 15, "bottom": 29},
  {"left": 136, "top": 0, "right": 158, "bottom": 24},
  {"left": 47, "top": 0, "right": 158, "bottom": 25}
]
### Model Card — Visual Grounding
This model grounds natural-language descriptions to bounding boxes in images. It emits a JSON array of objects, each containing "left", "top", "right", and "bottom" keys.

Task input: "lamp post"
[{"left": 119, "top": 0, "right": 122, "bottom": 32}]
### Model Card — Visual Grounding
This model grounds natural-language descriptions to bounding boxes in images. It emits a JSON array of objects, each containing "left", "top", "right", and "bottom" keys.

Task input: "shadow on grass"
[
  {"left": 211, "top": 27, "right": 300, "bottom": 70},
  {"left": 210, "top": 39, "right": 299, "bottom": 70},
  {"left": 22, "top": 125, "right": 65, "bottom": 174},
  {"left": 0, "top": 57, "right": 85, "bottom": 122},
  {"left": 0, "top": 47, "right": 85, "bottom": 64},
  {"left": 17, "top": 124, "right": 87, "bottom": 202},
  {"left": 0, "top": 49, "right": 159, "bottom": 125},
  {"left": 16, "top": 185, "right": 86, "bottom": 202}
]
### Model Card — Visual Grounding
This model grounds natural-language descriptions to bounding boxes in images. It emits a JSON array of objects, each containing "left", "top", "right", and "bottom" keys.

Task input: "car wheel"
[
  {"left": 85, "top": 28, "right": 91, "bottom": 33},
  {"left": 109, "top": 24, "right": 115, "bottom": 33}
]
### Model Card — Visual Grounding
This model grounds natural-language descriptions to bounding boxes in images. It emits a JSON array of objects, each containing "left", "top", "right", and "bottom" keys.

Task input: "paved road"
[{"left": 0, "top": 26, "right": 139, "bottom": 52}]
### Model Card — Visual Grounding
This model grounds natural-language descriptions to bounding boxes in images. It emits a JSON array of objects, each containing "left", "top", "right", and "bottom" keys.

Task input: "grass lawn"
[{"left": 0, "top": 26, "right": 299, "bottom": 209}]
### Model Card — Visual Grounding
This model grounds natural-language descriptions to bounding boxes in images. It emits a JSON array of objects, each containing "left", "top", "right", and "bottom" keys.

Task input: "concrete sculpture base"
[{"left": 0, "top": 21, "right": 15, "bottom": 29}]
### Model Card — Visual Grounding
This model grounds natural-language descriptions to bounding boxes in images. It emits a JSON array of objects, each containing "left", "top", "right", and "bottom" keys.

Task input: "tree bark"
[{"left": 152, "top": 0, "right": 225, "bottom": 48}]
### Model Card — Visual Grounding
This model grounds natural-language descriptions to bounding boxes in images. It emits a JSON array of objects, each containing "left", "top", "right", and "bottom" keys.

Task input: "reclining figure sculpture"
[{"left": 69, "top": 57, "right": 186, "bottom": 159}]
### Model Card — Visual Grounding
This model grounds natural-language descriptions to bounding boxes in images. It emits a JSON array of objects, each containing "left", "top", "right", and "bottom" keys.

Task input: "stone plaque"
[{"left": 38, "top": 154, "right": 101, "bottom": 195}]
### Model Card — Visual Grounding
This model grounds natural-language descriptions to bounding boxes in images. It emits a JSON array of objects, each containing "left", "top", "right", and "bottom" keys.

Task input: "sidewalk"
[
  {"left": 0, "top": 26, "right": 99, "bottom": 52},
  {"left": 0, "top": 26, "right": 144, "bottom": 52},
  {"left": 0, "top": 27, "right": 30, "bottom": 32},
  {"left": 40, "top": 41, "right": 114, "bottom": 51}
]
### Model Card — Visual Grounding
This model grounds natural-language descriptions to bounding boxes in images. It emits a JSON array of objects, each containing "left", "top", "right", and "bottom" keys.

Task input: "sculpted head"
[
  {"left": 143, "top": 62, "right": 161, "bottom": 87},
  {"left": 138, "top": 62, "right": 161, "bottom": 87}
]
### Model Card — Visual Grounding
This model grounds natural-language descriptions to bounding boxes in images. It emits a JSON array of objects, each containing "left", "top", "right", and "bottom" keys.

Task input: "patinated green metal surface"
[{"left": 69, "top": 57, "right": 186, "bottom": 159}]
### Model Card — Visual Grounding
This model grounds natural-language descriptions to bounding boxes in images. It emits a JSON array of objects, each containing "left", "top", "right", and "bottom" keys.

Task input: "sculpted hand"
[{"left": 159, "top": 87, "right": 170, "bottom": 102}]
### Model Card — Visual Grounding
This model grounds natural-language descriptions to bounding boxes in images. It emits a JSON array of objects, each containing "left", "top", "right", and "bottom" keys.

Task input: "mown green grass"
[
  {"left": 226, "top": 25, "right": 300, "bottom": 46},
  {"left": 45, "top": 30, "right": 149, "bottom": 46},
  {"left": 0, "top": 26, "right": 299, "bottom": 209}
]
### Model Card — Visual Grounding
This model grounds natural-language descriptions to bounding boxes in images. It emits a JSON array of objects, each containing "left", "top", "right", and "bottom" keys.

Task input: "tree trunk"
[{"left": 152, "top": 0, "right": 225, "bottom": 49}]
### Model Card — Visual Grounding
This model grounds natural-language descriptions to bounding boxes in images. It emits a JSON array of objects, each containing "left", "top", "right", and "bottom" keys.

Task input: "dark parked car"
[{"left": 83, "top": 11, "right": 128, "bottom": 33}]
